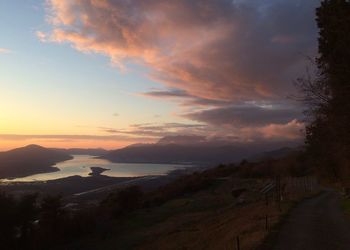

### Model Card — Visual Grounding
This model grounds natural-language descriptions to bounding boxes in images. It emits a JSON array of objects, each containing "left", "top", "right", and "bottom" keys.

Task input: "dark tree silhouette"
[
  {"left": 300, "top": 0, "right": 350, "bottom": 179},
  {"left": 0, "top": 192, "right": 17, "bottom": 249},
  {"left": 38, "top": 195, "right": 64, "bottom": 243},
  {"left": 17, "top": 194, "right": 38, "bottom": 247},
  {"left": 101, "top": 185, "right": 144, "bottom": 217}
]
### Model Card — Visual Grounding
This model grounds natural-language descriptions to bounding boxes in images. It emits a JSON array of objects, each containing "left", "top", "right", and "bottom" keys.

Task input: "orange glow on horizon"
[{"left": 0, "top": 139, "right": 136, "bottom": 152}]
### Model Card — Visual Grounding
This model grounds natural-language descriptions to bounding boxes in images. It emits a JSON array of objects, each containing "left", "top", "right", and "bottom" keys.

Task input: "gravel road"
[{"left": 273, "top": 190, "right": 350, "bottom": 250}]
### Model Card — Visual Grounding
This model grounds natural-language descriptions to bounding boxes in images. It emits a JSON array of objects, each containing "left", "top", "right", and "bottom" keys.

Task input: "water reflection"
[{"left": 5, "top": 155, "right": 193, "bottom": 182}]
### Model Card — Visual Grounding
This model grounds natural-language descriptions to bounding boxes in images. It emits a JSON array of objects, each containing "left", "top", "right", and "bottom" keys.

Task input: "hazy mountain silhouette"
[
  {"left": 51, "top": 147, "right": 108, "bottom": 156},
  {"left": 0, "top": 144, "right": 73, "bottom": 179},
  {"left": 157, "top": 135, "right": 207, "bottom": 145},
  {"left": 249, "top": 147, "right": 299, "bottom": 162},
  {"left": 102, "top": 136, "right": 299, "bottom": 164}
]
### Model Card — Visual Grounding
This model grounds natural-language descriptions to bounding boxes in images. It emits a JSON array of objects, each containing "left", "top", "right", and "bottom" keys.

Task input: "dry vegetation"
[
  {"left": 65, "top": 153, "right": 320, "bottom": 250},
  {"left": 135, "top": 179, "right": 318, "bottom": 250}
]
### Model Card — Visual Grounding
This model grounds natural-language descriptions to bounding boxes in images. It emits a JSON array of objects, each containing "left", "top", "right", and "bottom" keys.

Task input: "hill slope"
[
  {"left": 102, "top": 143, "right": 275, "bottom": 164},
  {"left": 0, "top": 144, "right": 73, "bottom": 179}
]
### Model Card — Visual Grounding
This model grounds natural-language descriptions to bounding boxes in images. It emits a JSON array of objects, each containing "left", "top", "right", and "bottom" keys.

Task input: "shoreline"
[
  {"left": 0, "top": 162, "right": 210, "bottom": 204},
  {"left": 0, "top": 154, "right": 204, "bottom": 184}
]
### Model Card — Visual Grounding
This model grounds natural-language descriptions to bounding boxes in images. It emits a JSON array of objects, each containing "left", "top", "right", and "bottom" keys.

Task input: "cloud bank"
[{"left": 40, "top": 0, "right": 320, "bottom": 143}]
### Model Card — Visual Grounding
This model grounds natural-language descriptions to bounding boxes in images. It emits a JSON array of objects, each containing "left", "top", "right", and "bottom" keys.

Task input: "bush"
[{"left": 101, "top": 185, "right": 144, "bottom": 217}]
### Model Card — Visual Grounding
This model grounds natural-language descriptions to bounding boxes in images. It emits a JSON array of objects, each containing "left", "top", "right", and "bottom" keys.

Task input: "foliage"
[
  {"left": 101, "top": 185, "right": 144, "bottom": 217},
  {"left": 298, "top": 0, "right": 350, "bottom": 180},
  {"left": 0, "top": 193, "right": 96, "bottom": 250}
]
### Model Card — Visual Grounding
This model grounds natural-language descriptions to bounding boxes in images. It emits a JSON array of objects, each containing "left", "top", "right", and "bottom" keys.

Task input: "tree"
[
  {"left": 0, "top": 192, "right": 17, "bottom": 249},
  {"left": 39, "top": 195, "right": 63, "bottom": 228},
  {"left": 16, "top": 194, "right": 38, "bottom": 247},
  {"left": 301, "top": 0, "right": 350, "bottom": 179},
  {"left": 101, "top": 186, "right": 144, "bottom": 217}
]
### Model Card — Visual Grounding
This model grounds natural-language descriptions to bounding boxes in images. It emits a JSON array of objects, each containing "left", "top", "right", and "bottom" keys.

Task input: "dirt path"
[{"left": 272, "top": 190, "right": 350, "bottom": 250}]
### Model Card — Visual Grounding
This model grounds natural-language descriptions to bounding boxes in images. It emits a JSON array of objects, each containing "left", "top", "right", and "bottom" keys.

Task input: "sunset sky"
[{"left": 0, "top": 0, "right": 319, "bottom": 150}]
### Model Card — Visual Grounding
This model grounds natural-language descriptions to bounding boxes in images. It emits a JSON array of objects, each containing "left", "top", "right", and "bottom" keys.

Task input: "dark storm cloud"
[{"left": 184, "top": 105, "right": 302, "bottom": 127}]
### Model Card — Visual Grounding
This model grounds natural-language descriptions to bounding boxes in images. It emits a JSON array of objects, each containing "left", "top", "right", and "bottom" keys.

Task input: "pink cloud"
[
  {"left": 259, "top": 119, "right": 304, "bottom": 140},
  {"left": 40, "top": 0, "right": 317, "bottom": 144},
  {"left": 43, "top": 0, "right": 319, "bottom": 102},
  {"left": 36, "top": 31, "right": 48, "bottom": 42}
]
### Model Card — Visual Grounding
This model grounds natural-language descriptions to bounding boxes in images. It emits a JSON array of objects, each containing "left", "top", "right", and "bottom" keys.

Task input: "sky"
[{"left": 0, "top": 0, "right": 320, "bottom": 150}]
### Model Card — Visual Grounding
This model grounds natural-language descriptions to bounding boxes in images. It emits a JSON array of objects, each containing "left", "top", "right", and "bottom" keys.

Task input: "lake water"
[{"left": 5, "top": 155, "right": 193, "bottom": 182}]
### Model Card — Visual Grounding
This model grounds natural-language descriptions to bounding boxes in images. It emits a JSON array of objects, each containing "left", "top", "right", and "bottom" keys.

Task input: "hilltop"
[
  {"left": 101, "top": 136, "right": 299, "bottom": 164},
  {"left": 0, "top": 144, "right": 73, "bottom": 179}
]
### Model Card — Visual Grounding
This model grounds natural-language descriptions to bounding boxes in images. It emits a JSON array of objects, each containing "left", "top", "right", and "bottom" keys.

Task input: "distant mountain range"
[
  {"left": 51, "top": 148, "right": 108, "bottom": 156},
  {"left": 102, "top": 144, "right": 244, "bottom": 164},
  {"left": 250, "top": 147, "right": 300, "bottom": 162},
  {"left": 101, "top": 136, "right": 299, "bottom": 164},
  {"left": 0, "top": 139, "right": 299, "bottom": 179},
  {"left": 0, "top": 145, "right": 72, "bottom": 179}
]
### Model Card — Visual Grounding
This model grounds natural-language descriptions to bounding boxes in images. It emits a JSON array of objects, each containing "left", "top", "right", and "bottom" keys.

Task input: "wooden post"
[
  {"left": 265, "top": 215, "right": 268, "bottom": 231},
  {"left": 278, "top": 175, "right": 281, "bottom": 211},
  {"left": 236, "top": 236, "right": 240, "bottom": 250}
]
